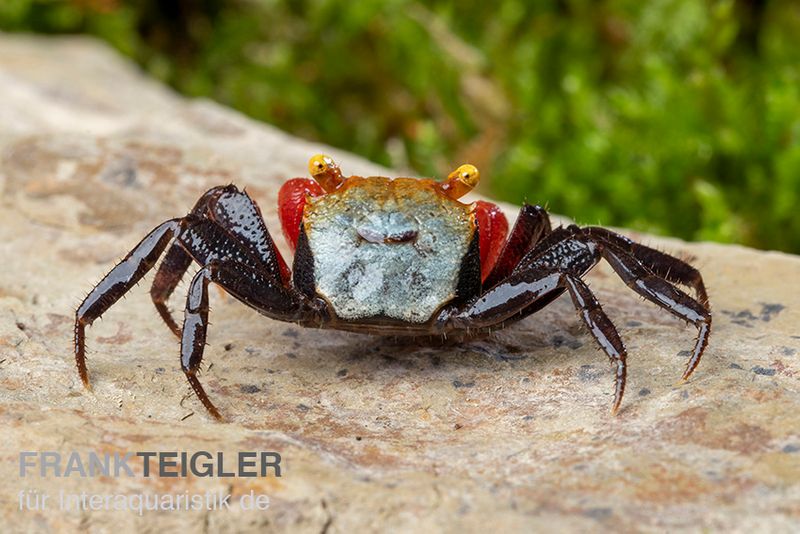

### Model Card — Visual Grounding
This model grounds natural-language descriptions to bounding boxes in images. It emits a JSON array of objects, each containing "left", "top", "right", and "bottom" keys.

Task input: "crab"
[{"left": 74, "top": 155, "right": 711, "bottom": 420}]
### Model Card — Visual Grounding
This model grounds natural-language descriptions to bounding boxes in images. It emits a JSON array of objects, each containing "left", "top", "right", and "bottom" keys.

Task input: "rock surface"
[{"left": 1, "top": 34, "right": 799, "bottom": 532}]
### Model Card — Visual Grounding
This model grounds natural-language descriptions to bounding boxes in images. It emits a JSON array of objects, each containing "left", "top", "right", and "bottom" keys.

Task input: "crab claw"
[{"left": 278, "top": 177, "right": 324, "bottom": 252}]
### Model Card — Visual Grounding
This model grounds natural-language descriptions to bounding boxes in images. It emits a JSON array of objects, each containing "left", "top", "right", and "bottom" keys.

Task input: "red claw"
[
  {"left": 474, "top": 200, "right": 509, "bottom": 282},
  {"left": 278, "top": 178, "right": 325, "bottom": 253}
]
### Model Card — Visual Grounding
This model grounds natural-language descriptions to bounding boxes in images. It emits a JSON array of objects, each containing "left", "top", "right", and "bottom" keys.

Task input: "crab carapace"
[{"left": 74, "top": 155, "right": 711, "bottom": 420}]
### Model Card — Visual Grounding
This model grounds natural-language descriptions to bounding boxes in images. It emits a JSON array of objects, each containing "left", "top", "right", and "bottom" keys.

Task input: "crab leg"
[
  {"left": 563, "top": 275, "right": 627, "bottom": 413},
  {"left": 449, "top": 225, "right": 715, "bottom": 412},
  {"left": 182, "top": 264, "right": 217, "bottom": 418},
  {"left": 150, "top": 243, "right": 193, "bottom": 337},
  {"left": 148, "top": 187, "right": 229, "bottom": 337},
  {"left": 204, "top": 185, "right": 291, "bottom": 283},
  {"left": 452, "top": 230, "right": 596, "bottom": 324},
  {"left": 450, "top": 260, "right": 628, "bottom": 412},
  {"left": 150, "top": 184, "right": 292, "bottom": 336},
  {"left": 181, "top": 259, "right": 310, "bottom": 420},
  {"left": 150, "top": 185, "right": 290, "bottom": 337},
  {"left": 75, "top": 219, "right": 182, "bottom": 388},
  {"left": 486, "top": 226, "right": 581, "bottom": 323},
  {"left": 585, "top": 227, "right": 709, "bottom": 307},
  {"left": 598, "top": 245, "right": 711, "bottom": 381}
]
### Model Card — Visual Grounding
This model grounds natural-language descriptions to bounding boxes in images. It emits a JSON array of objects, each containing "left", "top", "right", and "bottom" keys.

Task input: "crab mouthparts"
[
  {"left": 357, "top": 227, "right": 418, "bottom": 244},
  {"left": 355, "top": 212, "right": 419, "bottom": 244}
]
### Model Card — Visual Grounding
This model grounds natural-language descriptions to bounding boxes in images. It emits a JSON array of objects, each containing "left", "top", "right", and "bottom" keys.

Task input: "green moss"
[{"left": 3, "top": 0, "right": 799, "bottom": 252}]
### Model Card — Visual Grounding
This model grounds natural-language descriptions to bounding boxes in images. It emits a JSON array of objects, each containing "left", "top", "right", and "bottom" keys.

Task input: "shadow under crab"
[{"left": 74, "top": 155, "right": 711, "bottom": 420}]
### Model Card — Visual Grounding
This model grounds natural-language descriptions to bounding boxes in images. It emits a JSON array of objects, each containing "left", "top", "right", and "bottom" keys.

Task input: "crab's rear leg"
[
  {"left": 75, "top": 219, "right": 182, "bottom": 388},
  {"left": 597, "top": 244, "right": 711, "bottom": 381}
]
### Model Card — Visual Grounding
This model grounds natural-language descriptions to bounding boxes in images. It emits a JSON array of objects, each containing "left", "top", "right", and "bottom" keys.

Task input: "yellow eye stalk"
[
  {"left": 309, "top": 154, "right": 479, "bottom": 200},
  {"left": 309, "top": 154, "right": 344, "bottom": 193},
  {"left": 441, "top": 163, "right": 480, "bottom": 200}
]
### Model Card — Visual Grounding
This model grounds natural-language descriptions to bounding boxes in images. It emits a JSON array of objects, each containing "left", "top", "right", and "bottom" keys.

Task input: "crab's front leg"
[{"left": 75, "top": 219, "right": 184, "bottom": 389}]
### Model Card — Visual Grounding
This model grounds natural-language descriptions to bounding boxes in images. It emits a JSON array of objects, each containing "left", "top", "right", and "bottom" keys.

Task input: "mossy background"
[{"left": 2, "top": 0, "right": 798, "bottom": 253}]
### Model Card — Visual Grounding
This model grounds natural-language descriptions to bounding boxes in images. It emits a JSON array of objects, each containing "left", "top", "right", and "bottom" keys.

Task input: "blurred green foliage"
[{"left": 2, "top": 0, "right": 799, "bottom": 252}]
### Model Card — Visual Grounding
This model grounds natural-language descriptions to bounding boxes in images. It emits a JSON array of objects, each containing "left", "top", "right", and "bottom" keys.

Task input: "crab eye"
[
  {"left": 309, "top": 154, "right": 330, "bottom": 175},
  {"left": 457, "top": 164, "right": 479, "bottom": 187},
  {"left": 441, "top": 163, "right": 480, "bottom": 199},
  {"left": 308, "top": 154, "right": 345, "bottom": 193}
]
